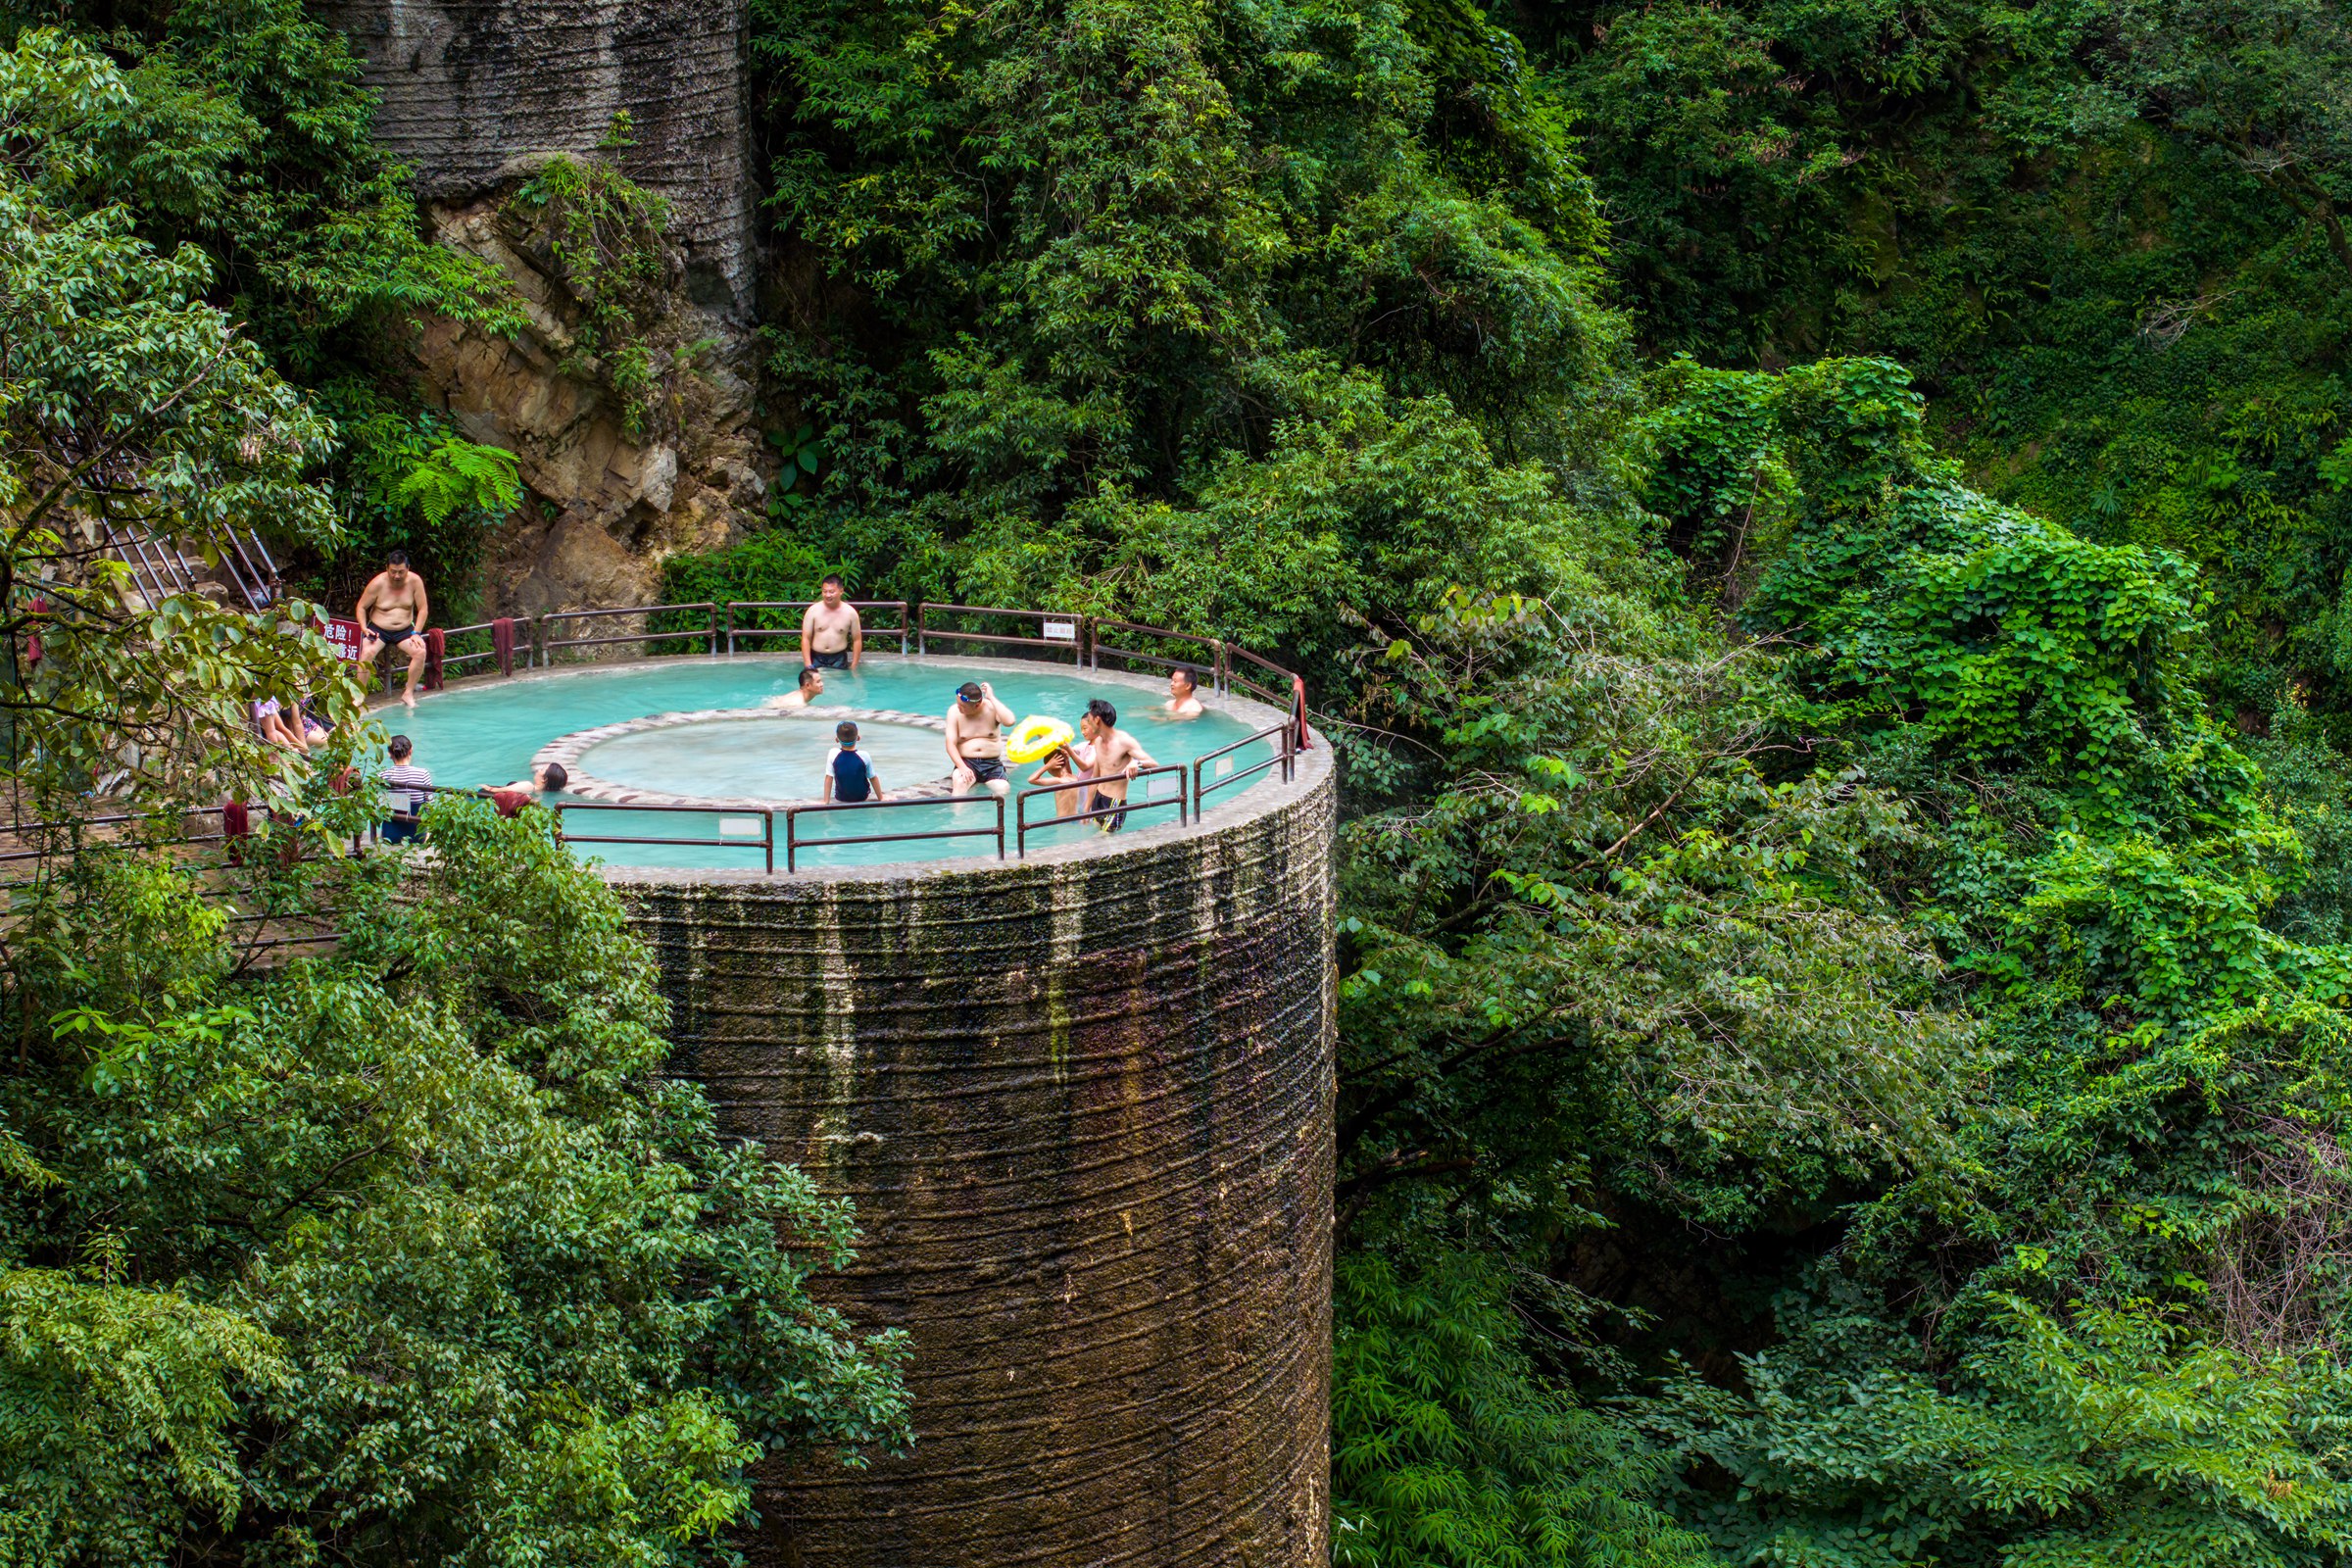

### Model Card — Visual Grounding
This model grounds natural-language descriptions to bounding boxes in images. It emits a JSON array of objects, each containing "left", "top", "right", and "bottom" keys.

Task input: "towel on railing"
[
  {"left": 422, "top": 627, "right": 446, "bottom": 691},
  {"left": 492, "top": 616, "right": 516, "bottom": 676},
  {"left": 24, "top": 595, "right": 43, "bottom": 667},
  {"left": 222, "top": 800, "right": 250, "bottom": 839}
]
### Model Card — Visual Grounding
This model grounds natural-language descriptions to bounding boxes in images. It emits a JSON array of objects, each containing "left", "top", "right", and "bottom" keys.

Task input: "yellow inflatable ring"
[{"left": 1006, "top": 715, "right": 1074, "bottom": 764}]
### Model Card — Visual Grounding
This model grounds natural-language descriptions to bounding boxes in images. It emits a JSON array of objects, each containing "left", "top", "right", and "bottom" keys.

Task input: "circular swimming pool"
[{"left": 380, "top": 655, "right": 1291, "bottom": 871}]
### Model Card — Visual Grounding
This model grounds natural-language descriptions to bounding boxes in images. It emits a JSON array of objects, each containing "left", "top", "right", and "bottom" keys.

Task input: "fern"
[{"left": 395, "top": 437, "right": 522, "bottom": 526}]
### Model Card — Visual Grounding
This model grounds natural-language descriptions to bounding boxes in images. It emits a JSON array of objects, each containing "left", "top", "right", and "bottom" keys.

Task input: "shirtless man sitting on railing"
[
  {"left": 946, "top": 679, "right": 1015, "bottom": 796},
  {"left": 356, "top": 550, "right": 431, "bottom": 710}
]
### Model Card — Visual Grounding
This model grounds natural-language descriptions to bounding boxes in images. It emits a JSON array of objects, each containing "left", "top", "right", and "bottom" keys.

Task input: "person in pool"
[
  {"left": 1163, "top": 667, "right": 1205, "bottom": 718},
  {"left": 1026, "top": 742, "right": 1089, "bottom": 820},
  {"left": 1078, "top": 698, "right": 1155, "bottom": 831},
  {"left": 355, "top": 549, "right": 431, "bottom": 710},
  {"left": 801, "top": 575, "right": 862, "bottom": 670},
  {"left": 945, "top": 679, "right": 1016, "bottom": 795},
  {"left": 824, "top": 719, "right": 885, "bottom": 803},
  {"left": 487, "top": 761, "right": 566, "bottom": 817},
  {"left": 764, "top": 665, "right": 826, "bottom": 709}
]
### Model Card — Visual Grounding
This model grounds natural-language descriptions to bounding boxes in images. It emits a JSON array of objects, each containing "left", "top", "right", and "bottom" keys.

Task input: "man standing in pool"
[
  {"left": 1078, "top": 699, "right": 1155, "bottom": 831},
  {"left": 946, "top": 679, "right": 1016, "bottom": 795},
  {"left": 801, "top": 575, "right": 862, "bottom": 670},
  {"left": 355, "top": 550, "right": 431, "bottom": 709}
]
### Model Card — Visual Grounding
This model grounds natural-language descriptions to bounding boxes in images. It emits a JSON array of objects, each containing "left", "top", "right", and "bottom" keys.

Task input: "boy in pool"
[
  {"left": 1026, "top": 743, "right": 1089, "bottom": 820},
  {"left": 825, "top": 720, "right": 884, "bottom": 803}
]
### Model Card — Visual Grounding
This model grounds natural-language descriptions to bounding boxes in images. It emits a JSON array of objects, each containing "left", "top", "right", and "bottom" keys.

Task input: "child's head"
[
  {"left": 1046, "top": 745, "right": 1075, "bottom": 772},
  {"left": 836, "top": 720, "right": 859, "bottom": 746}
]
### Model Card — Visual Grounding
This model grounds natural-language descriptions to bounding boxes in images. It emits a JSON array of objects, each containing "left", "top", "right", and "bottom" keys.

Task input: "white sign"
[
  {"left": 719, "top": 816, "right": 762, "bottom": 837},
  {"left": 1043, "top": 619, "right": 1078, "bottom": 643},
  {"left": 1214, "top": 757, "right": 1234, "bottom": 778}
]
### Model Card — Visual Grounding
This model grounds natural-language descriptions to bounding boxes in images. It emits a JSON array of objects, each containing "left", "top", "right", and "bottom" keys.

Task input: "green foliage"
[
  {"left": 1333, "top": 1249, "right": 1707, "bottom": 1568},
  {"left": 1544, "top": 0, "right": 2352, "bottom": 724},
  {"left": 1640, "top": 1283, "right": 2352, "bottom": 1566},
  {"left": 0, "top": 809, "right": 909, "bottom": 1564},
  {"left": 1, "top": 28, "right": 365, "bottom": 805},
  {"left": 0, "top": 2, "right": 510, "bottom": 369},
  {"left": 750, "top": 0, "right": 1627, "bottom": 600}
]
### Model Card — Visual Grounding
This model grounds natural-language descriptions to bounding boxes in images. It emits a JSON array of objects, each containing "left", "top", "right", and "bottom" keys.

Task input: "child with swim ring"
[{"left": 1026, "top": 743, "right": 1089, "bottom": 821}]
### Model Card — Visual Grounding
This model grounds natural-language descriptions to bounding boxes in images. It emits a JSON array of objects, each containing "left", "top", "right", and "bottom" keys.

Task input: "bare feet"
[{"left": 402, "top": 688, "right": 417, "bottom": 710}]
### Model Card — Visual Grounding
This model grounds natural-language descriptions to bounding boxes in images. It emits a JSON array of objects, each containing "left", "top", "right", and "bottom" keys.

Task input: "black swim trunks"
[
  {"left": 368, "top": 620, "right": 416, "bottom": 647},
  {"left": 1088, "top": 788, "right": 1128, "bottom": 832},
  {"left": 809, "top": 649, "right": 851, "bottom": 670},
  {"left": 966, "top": 755, "right": 1007, "bottom": 786}
]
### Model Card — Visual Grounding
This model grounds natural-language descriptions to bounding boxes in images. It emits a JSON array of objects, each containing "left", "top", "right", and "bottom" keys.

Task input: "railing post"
[
  {"left": 995, "top": 793, "right": 1005, "bottom": 859},
  {"left": 708, "top": 603, "right": 719, "bottom": 658},
  {"left": 784, "top": 808, "right": 798, "bottom": 874},
  {"left": 764, "top": 809, "right": 775, "bottom": 875},
  {"left": 914, "top": 602, "right": 927, "bottom": 658}
]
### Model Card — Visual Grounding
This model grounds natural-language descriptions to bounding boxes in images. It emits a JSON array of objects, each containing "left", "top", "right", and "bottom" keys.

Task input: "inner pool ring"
[{"left": 537, "top": 706, "right": 959, "bottom": 808}]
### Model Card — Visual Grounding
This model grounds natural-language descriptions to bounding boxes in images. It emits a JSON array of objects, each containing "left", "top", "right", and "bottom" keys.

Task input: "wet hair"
[
  {"left": 1046, "top": 745, "right": 1076, "bottom": 770},
  {"left": 1086, "top": 698, "right": 1118, "bottom": 728},
  {"left": 957, "top": 681, "right": 985, "bottom": 702},
  {"left": 538, "top": 761, "right": 567, "bottom": 792},
  {"left": 836, "top": 720, "right": 859, "bottom": 744},
  {"left": 387, "top": 734, "right": 413, "bottom": 760},
  {"left": 386, "top": 549, "right": 410, "bottom": 567},
  {"left": 1171, "top": 667, "right": 1198, "bottom": 690},
  {"left": 800, "top": 664, "right": 822, "bottom": 689},
  {"left": 820, "top": 573, "right": 845, "bottom": 590}
]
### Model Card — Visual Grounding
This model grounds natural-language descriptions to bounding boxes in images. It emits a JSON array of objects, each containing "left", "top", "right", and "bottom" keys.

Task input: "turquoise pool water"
[{"left": 381, "top": 656, "right": 1281, "bottom": 870}]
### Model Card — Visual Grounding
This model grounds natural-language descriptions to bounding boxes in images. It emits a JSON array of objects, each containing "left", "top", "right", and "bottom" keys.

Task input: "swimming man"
[
  {"left": 356, "top": 550, "right": 431, "bottom": 709},
  {"left": 1164, "top": 667, "right": 1205, "bottom": 718},
  {"left": 801, "top": 575, "right": 862, "bottom": 670},
  {"left": 1078, "top": 698, "right": 1155, "bottom": 831},
  {"left": 946, "top": 679, "right": 1016, "bottom": 795},
  {"left": 763, "top": 665, "right": 825, "bottom": 709}
]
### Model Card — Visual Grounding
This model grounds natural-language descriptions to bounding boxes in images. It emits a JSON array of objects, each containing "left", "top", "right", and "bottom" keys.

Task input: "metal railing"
[
  {"left": 915, "top": 604, "right": 1086, "bottom": 663},
  {"left": 554, "top": 800, "right": 777, "bottom": 873},
  {"left": 432, "top": 620, "right": 509, "bottom": 681},
  {"left": 1089, "top": 620, "right": 1224, "bottom": 692},
  {"left": 1193, "top": 721, "right": 1298, "bottom": 808},
  {"left": 0, "top": 601, "right": 1314, "bottom": 903},
  {"left": 1015, "top": 763, "right": 1189, "bottom": 855},
  {"left": 724, "top": 601, "right": 911, "bottom": 657},
  {"left": 538, "top": 604, "right": 720, "bottom": 664},
  {"left": 783, "top": 794, "right": 1005, "bottom": 872}
]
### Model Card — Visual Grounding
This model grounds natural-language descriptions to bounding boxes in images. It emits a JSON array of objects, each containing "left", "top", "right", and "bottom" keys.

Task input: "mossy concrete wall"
[
  {"left": 324, "top": 0, "right": 754, "bottom": 307},
  {"left": 612, "top": 747, "right": 1335, "bottom": 1566}
]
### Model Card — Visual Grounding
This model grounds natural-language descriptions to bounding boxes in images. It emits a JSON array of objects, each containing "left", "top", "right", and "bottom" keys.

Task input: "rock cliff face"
[
  {"left": 327, "top": 0, "right": 767, "bottom": 621},
  {"left": 412, "top": 197, "right": 766, "bottom": 619},
  {"left": 323, "top": 0, "right": 754, "bottom": 306}
]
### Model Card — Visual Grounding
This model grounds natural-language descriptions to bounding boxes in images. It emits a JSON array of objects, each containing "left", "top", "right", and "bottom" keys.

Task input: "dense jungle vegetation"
[{"left": 12, "top": 0, "right": 2352, "bottom": 1560}]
